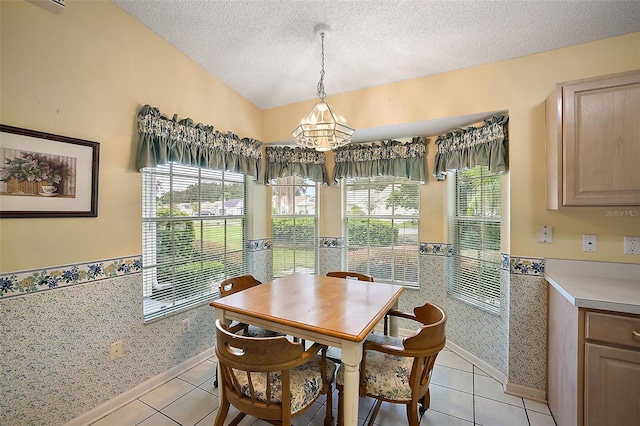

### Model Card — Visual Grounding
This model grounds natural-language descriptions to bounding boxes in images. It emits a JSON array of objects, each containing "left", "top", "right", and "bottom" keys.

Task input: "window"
[
  {"left": 142, "top": 163, "right": 246, "bottom": 321},
  {"left": 345, "top": 176, "right": 419, "bottom": 286},
  {"left": 271, "top": 176, "right": 318, "bottom": 277},
  {"left": 449, "top": 165, "right": 501, "bottom": 314}
]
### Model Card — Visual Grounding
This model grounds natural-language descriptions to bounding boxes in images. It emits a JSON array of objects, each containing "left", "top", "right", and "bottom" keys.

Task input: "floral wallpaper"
[
  {"left": 1, "top": 247, "right": 549, "bottom": 425},
  {"left": 247, "top": 239, "right": 273, "bottom": 283},
  {"left": 318, "top": 237, "right": 344, "bottom": 276},
  {"left": 0, "top": 270, "right": 216, "bottom": 425}
]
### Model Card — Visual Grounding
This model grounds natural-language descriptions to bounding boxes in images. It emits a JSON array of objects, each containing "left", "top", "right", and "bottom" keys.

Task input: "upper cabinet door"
[{"left": 546, "top": 70, "right": 640, "bottom": 209}]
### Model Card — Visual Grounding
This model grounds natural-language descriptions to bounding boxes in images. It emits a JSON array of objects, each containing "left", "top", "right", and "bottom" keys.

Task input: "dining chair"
[
  {"left": 326, "top": 271, "right": 393, "bottom": 334},
  {"left": 335, "top": 302, "right": 447, "bottom": 426},
  {"left": 217, "top": 274, "right": 280, "bottom": 338},
  {"left": 214, "top": 319, "right": 336, "bottom": 426},
  {"left": 326, "top": 271, "right": 374, "bottom": 282},
  {"left": 213, "top": 274, "right": 282, "bottom": 387}
]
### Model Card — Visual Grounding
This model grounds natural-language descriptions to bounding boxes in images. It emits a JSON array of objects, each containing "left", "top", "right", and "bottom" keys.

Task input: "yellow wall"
[
  {"left": 0, "top": 0, "right": 262, "bottom": 272},
  {"left": 1, "top": 0, "right": 639, "bottom": 273},
  {"left": 264, "top": 33, "right": 640, "bottom": 262}
]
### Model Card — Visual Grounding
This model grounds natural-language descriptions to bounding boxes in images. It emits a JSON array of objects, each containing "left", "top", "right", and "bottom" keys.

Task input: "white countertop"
[{"left": 545, "top": 259, "right": 640, "bottom": 315}]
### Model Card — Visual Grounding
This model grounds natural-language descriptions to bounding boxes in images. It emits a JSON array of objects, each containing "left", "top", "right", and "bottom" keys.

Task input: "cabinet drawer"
[{"left": 585, "top": 311, "right": 640, "bottom": 349}]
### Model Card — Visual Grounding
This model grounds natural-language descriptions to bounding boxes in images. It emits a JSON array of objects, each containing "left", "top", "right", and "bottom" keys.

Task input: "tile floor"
[{"left": 90, "top": 348, "right": 556, "bottom": 426}]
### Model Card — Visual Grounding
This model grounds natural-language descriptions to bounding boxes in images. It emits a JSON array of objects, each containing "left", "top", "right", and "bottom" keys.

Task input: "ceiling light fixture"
[{"left": 292, "top": 24, "right": 355, "bottom": 152}]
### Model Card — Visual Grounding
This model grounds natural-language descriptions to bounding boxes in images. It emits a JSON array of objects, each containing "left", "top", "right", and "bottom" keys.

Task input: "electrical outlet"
[
  {"left": 624, "top": 236, "right": 640, "bottom": 255},
  {"left": 538, "top": 225, "right": 552, "bottom": 243},
  {"left": 182, "top": 318, "right": 191, "bottom": 333},
  {"left": 583, "top": 235, "right": 597, "bottom": 252},
  {"left": 110, "top": 340, "right": 123, "bottom": 360}
]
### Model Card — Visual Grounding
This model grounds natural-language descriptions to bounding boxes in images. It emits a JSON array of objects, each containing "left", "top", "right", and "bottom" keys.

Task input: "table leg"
[
  {"left": 213, "top": 309, "right": 225, "bottom": 423},
  {"left": 340, "top": 340, "right": 362, "bottom": 426},
  {"left": 389, "top": 299, "right": 400, "bottom": 337}
]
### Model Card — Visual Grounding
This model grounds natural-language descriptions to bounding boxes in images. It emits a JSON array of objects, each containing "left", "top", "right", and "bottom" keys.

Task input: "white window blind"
[
  {"left": 345, "top": 176, "right": 419, "bottom": 286},
  {"left": 142, "top": 163, "right": 246, "bottom": 321},
  {"left": 449, "top": 165, "right": 501, "bottom": 314},
  {"left": 271, "top": 176, "right": 318, "bottom": 277}
]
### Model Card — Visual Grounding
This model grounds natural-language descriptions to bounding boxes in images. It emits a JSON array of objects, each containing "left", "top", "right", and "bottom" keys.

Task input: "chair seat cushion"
[
  {"left": 337, "top": 335, "right": 413, "bottom": 401},
  {"left": 233, "top": 356, "right": 336, "bottom": 414},
  {"left": 246, "top": 324, "right": 281, "bottom": 338},
  {"left": 365, "top": 333, "right": 402, "bottom": 346}
]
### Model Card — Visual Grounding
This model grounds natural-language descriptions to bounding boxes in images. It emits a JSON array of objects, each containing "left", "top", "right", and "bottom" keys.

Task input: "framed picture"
[{"left": 0, "top": 125, "right": 99, "bottom": 218}]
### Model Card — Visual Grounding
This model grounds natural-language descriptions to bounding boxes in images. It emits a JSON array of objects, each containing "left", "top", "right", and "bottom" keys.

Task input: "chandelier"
[{"left": 292, "top": 24, "right": 355, "bottom": 152}]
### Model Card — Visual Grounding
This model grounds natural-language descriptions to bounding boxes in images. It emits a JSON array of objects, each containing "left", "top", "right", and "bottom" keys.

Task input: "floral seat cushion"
[
  {"left": 232, "top": 355, "right": 336, "bottom": 414},
  {"left": 225, "top": 322, "right": 281, "bottom": 337},
  {"left": 245, "top": 324, "right": 281, "bottom": 338},
  {"left": 337, "top": 335, "right": 414, "bottom": 401},
  {"left": 365, "top": 333, "right": 401, "bottom": 346}
]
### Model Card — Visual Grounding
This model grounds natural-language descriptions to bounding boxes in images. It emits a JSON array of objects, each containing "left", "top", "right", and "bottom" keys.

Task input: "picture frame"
[{"left": 0, "top": 125, "right": 100, "bottom": 218}]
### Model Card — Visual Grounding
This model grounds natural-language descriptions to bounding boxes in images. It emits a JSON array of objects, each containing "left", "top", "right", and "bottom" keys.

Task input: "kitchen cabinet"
[
  {"left": 546, "top": 260, "right": 640, "bottom": 426},
  {"left": 548, "top": 283, "right": 583, "bottom": 426},
  {"left": 583, "top": 311, "right": 640, "bottom": 426},
  {"left": 546, "top": 70, "right": 640, "bottom": 209}
]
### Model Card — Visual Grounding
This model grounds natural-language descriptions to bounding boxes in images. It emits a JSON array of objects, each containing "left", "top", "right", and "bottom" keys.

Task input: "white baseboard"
[
  {"left": 66, "top": 328, "right": 548, "bottom": 425},
  {"left": 445, "top": 340, "right": 547, "bottom": 402},
  {"left": 505, "top": 382, "right": 547, "bottom": 403},
  {"left": 444, "top": 340, "right": 508, "bottom": 384},
  {"left": 64, "top": 347, "right": 216, "bottom": 426}
]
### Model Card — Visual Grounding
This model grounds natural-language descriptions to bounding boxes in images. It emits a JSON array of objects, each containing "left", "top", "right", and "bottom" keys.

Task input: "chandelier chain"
[
  {"left": 316, "top": 32, "right": 326, "bottom": 101},
  {"left": 292, "top": 24, "right": 354, "bottom": 151}
]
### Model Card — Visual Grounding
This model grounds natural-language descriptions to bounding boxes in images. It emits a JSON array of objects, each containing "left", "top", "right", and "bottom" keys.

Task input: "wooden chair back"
[
  {"left": 214, "top": 320, "right": 333, "bottom": 426},
  {"left": 389, "top": 303, "right": 447, "bottom": 407},
  {"left": 326, "top": 271, "right": 374, "bottom": 282},
  {"left": 219, "top": 274, "right": 261, "bottom": 297},
  {"left": 338, "top": 302, "right": 447, "bottom": 426}
]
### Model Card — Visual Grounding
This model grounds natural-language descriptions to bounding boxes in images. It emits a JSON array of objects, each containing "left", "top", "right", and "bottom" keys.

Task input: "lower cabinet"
[
  {"left": 584, "top": 343, "right": 640, "bottom": 426},
  {"left": 548, "top": 284, "right": 640, "bottom": 426}
]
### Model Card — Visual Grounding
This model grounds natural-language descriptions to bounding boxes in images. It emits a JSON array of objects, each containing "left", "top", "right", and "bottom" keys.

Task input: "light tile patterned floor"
[{"left": 90, "top": 349, "right": 556, "bottom": 426}]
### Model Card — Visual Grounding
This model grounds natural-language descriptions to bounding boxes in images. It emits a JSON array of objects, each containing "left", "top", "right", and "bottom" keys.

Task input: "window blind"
[
  {"left": 345, "top": 176, "right": 420, "bottom": 287},
  {"left": 142, "top": 163, "right": 246, "bottom": 321},
  {"left": 449, "top": 166, "right": 501, "bottom": 314},
  {"left": 271, "top": 176, "right": 318, "bottom": 277}
]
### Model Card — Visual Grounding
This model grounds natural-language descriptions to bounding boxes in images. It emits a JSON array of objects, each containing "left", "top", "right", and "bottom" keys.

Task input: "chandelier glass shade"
[
  {"left": 292, "top": 101, "right": 354, "bottom": 151},
  {"left": 292, "top": 25, "right": 354, "bottom": 151}
]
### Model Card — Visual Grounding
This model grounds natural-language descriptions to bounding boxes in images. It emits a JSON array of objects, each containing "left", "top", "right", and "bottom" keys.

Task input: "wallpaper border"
[
  {"left": 510, "top": 256, "right": 545, "bottom": 276},
  {"left": 246, "top": 238, "right": 272, "bottom": 251},
  {"left": 0, "top": 255, "right": 142, "bottom": 299},
  {"left": 420, "top": 242, "right": 453, "bottom": 256},
  {"left": 0, "top": 250, "right": 546, "bottom": 299},
  {"left": 319, "top": 237, "right": 344, "bottom": 248}
]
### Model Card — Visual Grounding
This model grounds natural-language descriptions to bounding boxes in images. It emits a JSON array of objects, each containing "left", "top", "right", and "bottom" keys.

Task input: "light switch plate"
[{"left": 538, "top": 226, "right": 552, "bottom": 243}]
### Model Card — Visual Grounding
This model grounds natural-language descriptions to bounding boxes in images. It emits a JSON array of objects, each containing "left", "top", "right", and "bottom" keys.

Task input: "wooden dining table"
[{"left": 210, "top": 273, "right": 405, "bottom": 426}]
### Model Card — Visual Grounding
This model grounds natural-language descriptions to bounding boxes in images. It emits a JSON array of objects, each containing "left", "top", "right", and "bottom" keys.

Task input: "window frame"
[
  {"left": 343, "top": 176, "right": 420, "bottom": 287},
  {"left": 270, "top": 176, "right": 319, "bottom": 278},
  {"left": 141, "top": 162, "right": 247, "bottom": 322},
  {"left": 448, "top": 165, "right": 502, "bottom": 314}
]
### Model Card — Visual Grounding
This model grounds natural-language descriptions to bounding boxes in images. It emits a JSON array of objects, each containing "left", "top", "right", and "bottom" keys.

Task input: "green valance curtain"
[
  {"left": 332, "top": 137, "right": 428, "bottom": 185},
  {"left": 433, "top": 114, "right": 509, "bottom": 180},
  {"left": 264, "top": 146, "right": 329, "bottom": 186},
  {"left": 136, "top": 105, "right": 263, "bottom": 181}
]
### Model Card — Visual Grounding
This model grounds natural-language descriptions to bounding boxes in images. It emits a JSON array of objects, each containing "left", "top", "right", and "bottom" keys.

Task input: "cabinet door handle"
[{"left": 633, "top": 330, "right": 640, "bottom": 339}]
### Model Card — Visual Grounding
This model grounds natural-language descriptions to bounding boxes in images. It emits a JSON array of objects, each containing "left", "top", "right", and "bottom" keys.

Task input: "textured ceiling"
[{"left": 113, "top": 0, "right": 640, "bottom": 141}]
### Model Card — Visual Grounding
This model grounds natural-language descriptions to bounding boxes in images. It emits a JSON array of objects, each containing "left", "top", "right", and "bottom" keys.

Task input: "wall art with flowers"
[
  {"left": 1, "top": 149, "right": 75, "bottom": 197},
  {"left": 0, "top": 125, "right": 99, "bottom": 218}
]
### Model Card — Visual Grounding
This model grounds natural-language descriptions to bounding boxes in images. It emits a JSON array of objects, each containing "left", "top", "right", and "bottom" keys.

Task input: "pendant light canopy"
[{"left": 292, "top": 24, "right": 354, "bottom": 152}]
